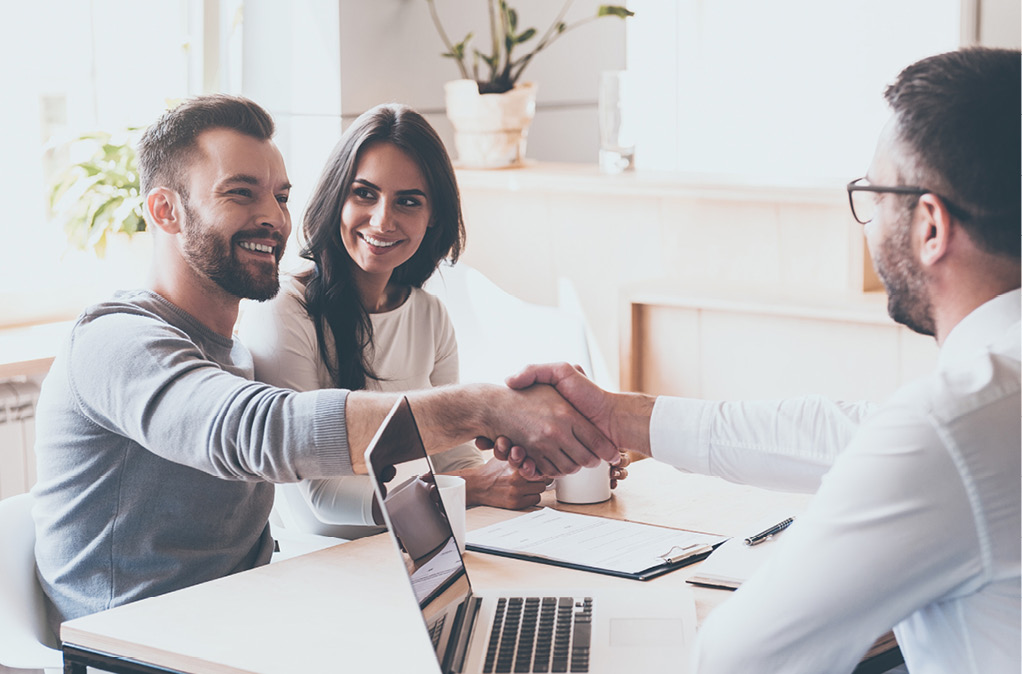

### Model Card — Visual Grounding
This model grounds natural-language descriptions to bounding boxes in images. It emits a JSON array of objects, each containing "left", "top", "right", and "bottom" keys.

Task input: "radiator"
[{"left": 0, "top": 380, "right": 40, "bottom": 499}]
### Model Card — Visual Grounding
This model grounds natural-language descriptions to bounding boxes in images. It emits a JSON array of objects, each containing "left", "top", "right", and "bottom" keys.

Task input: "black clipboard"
[
  {"left": 465, "top": 508, "right": 728, "bottom": 581},
  {"left": 466, "top": 539, "right": 721, "bottom": 580}
]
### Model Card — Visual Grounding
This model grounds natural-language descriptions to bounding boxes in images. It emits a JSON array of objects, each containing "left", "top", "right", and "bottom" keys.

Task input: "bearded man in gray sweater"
[{"left": 31, "top": 94, "right": 618, "bottom": 635}]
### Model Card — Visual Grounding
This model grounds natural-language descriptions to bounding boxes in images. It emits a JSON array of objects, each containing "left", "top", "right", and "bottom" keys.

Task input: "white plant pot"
[{"left": 444, "top": 80, "right": 538, "bottom": 169}]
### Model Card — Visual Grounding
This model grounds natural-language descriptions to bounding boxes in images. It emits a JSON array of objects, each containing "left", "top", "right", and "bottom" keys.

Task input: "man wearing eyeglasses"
[{"left": 496, "top": 47, "right": 1020, "bottom": 673}]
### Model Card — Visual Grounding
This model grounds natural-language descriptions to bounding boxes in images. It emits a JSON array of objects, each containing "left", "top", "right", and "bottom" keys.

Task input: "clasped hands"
[{"left": 476, "top": 362, "right": 631, "bottom": 484}]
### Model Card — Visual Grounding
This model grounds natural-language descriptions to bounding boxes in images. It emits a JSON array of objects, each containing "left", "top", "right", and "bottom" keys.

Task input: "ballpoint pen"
[{"left": 744, "top": 517, "right": 795, "bottom": 546}]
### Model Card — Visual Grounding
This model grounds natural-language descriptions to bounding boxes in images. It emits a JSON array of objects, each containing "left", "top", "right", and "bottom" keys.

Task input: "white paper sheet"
[{"left": 466, "top": 508, "right": 726, "bottom": 576}]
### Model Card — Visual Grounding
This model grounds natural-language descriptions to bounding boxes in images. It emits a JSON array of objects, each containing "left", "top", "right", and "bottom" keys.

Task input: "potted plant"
[
  {"left": 426, "top": 0, "right": 633, "bottom": 168},
  {"left": 48, "top": 128, "right": 145, "bottom": 257}
]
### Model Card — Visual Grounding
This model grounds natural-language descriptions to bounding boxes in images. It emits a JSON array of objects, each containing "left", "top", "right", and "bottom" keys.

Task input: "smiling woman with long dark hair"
[{"left": 239, "top": 104, "right": 552, "bottom": 539}]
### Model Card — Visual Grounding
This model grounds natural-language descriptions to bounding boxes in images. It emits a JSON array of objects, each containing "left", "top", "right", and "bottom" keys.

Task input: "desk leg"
[
  {"left": 852, "top": 645, "right": 904, "bottom": 674},
  {"left": 64, "top": 660, "right": 87, "bottom": 674},
  {"left": 63, "top": 643, "right": 185, "bottom": 674}
]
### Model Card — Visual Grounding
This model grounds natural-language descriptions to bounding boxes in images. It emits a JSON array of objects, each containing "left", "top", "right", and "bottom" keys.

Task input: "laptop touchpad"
[{"left": 610, "top": 618, "right": 687, "bottom": 646}]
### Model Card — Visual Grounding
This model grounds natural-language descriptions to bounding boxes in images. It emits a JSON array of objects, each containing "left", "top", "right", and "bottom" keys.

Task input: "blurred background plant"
[
  {"left": 426, "top": 0, "right": 633, "bottom": 94},
  {"left": 48, "top": 128, "right": 145, "bottom": 257}
]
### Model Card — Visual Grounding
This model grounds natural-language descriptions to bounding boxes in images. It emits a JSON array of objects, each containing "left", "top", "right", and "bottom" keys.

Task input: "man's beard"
[
  {"left": 873, "top": 210, "right": 936, "bottom": 337},
  {"left": 180, "top": 200, "right": 284, "bottom": 302}
]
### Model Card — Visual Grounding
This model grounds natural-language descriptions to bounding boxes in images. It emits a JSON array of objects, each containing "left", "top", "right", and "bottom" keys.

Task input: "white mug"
[
  {"left": 434, "top": 474, "right": 467, "bottom": 553},
  {"left": 555, "top": 462, "right": 611, "bottom": 504}
]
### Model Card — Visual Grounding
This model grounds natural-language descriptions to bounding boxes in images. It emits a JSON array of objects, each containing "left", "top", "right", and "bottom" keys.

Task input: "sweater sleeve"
[{"left": 67, "top": 308, "right": 353, "bottom": 482}]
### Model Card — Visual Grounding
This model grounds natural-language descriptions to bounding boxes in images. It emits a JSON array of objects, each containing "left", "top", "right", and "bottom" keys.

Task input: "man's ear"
[
  {"left": 145, "top": 188, "right": 182, "bottom": 234},
  {"left": 916, "top": 193, "right": 953, "bottom": 268}
]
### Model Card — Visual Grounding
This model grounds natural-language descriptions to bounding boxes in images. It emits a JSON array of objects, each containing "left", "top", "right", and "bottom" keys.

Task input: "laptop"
[{"left": 365, "top": 396, "right": 695, "bottom": 674}]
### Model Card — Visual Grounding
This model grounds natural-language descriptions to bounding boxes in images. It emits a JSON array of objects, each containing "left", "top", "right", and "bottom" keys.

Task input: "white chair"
[
  {"left": 423, "top": 263, "right": 610, "bottom": 389},
  {"left": 0, "top": 493, "right": 63, "bottom": 674}
]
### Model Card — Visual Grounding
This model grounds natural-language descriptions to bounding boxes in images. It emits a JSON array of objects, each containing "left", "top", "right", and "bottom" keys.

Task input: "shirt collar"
[{"left": 938, "top": 288, "right": 1021, "bottom": 367}]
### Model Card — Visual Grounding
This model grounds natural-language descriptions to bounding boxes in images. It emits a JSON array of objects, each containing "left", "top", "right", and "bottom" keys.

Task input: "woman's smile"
[{"left": 358, "top": 232, "right": 402, "bottom": 252}]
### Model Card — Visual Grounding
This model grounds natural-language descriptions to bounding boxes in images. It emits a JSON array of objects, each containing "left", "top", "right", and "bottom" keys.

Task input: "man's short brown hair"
[{"left": 137, "top": 94, "right": 275, "bottom": 198}]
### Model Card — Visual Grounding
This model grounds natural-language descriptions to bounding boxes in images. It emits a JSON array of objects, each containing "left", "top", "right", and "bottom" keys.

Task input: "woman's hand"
[
  {"left": 479, "top": 435, "right": 633, "bottom": 490},
  {"left": 610, "top": 451, "right": 631, "bottom": 488},
  {"left": 450, "top": 458, "right": 553, "bottom": 510}
]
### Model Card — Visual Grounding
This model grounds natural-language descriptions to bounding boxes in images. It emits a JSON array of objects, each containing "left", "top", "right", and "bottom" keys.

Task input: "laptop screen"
[{"left": 366, "top": 397, "right": 474, "bottom": 662}]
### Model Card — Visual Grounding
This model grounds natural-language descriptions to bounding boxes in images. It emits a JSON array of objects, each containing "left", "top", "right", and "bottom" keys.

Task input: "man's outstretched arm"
[{"left": 344, "top": 381, "right": 620, "bottom": 476}]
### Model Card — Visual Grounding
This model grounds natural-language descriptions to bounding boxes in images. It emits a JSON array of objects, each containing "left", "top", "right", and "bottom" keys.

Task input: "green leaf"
[
  {"left": 92, "top": 231, "right": 108, "bottom": 259},
  {"left": 557, "top": 22, "right": 566, "bottom": 33},
  {"left": 77, "top": 162, "right": 104, "bottom": 177},
  {"left": 508, "top": 8, "right": 517, "bottom": 32},
  {"left": 445, "top": 33, "right": 472, "bottom": 60},
  {"left": 47, "top": 125, "right": 145, "bottom": 253},
  {"left": 597, "top": 6, "right": 635, "bottom": 18},
  {"left": 515, "top": 27, "right": 536, "bottom": 44},
  {"left": 87, "top": 195, "right": 125, "bottom": 244},
  {"left": 477, "top": 51, "right": 497, "bottom": 69}
]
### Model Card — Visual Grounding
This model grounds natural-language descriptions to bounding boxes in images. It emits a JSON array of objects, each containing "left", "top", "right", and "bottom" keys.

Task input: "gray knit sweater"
[{"left": 32, "top": 290, "right": 353, "bottom": 633}]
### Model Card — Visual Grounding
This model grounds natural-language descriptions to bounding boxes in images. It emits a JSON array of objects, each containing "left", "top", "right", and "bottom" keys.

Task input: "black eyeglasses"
[
  {"left": 845, "top": 177, "right": 930, "bottom": 225},
  {"left": 845, "top": 177, "right": 970, "bottom": 225}
]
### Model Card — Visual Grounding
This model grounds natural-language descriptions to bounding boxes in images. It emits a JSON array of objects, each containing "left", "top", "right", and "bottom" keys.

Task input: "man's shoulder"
[
  {"left": 69, "top": 290, "right": 221, "bottom": 361},
  {"left": 72, "top": 290, "right": 188, "bottom": 341},
  {"left": 891, "top": 334, "right": 1020, "bottom": 423},
  {"left": 79, "top": 289, "right": 173, "bottom": 323}
]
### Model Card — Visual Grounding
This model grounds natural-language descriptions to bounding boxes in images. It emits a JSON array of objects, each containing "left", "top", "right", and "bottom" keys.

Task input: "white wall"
[
  {"left": 977, "top": 0, "right": 1022, "bottom": 46},
  {"left": 336, "top": 0, "right": 626, "bottom": 163},
  {"left": 237, "top": 0, "right": 628, "bottom": 271}
]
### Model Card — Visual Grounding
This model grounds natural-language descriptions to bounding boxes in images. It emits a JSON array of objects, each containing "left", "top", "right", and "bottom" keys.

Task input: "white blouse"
[{"left": 238, "top": 274, "right": 483, "bottom": 539}]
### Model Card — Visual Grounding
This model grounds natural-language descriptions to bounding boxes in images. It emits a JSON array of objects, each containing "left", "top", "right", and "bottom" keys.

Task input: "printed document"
[{"left": 467, "top": 508, "right": 726, "bottom": 576}]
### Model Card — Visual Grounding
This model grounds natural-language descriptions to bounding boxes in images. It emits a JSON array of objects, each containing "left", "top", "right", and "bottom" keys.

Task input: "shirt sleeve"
[
  {"left": 67, "top": 309, "right": 352, "bottom": 481},
  {"left": 651, "top": 394, "right": 876, "bottom": 493},
  {"left": 297, "top": 476, "right": 377, "bottom": 527}
]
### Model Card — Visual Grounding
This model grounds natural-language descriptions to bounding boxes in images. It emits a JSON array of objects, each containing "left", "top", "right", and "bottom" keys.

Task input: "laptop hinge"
[{"left": 445, "top": 595, "right": 483, "bottom": 673}]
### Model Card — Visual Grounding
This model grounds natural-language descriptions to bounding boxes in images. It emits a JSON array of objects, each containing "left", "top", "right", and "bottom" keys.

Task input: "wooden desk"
[{"left": 60, "top": 460, "right": 899, "bottom": 674}]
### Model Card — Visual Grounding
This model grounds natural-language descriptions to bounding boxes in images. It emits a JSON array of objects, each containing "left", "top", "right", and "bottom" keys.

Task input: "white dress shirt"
[
  {"left": 651, "top": 290, "right": 1021, "bottom": 673},
  {"left": 238, "top": 276, "right": 483, "bottom": 538}
]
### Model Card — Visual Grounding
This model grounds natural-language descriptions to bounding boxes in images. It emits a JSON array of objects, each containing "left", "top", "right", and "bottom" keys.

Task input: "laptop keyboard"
[
  {"left": 483, "top": 596, "right": 593, "bottom": 673},
  {"left": 429, "top": 613, "right": 447, "bottom": 649}
]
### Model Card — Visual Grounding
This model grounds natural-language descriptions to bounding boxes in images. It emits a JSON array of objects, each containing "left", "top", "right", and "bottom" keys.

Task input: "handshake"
[{"left": 476, "top": 362, "right": 653, "bottom": 480}]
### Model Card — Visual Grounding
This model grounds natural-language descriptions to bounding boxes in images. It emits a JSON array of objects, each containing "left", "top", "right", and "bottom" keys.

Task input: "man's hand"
[
  {"left": 478, "top": 382, "right": 620, "bottom": 477},
  {"left": 451, "top": 458, "right": 552, "bottom": 510},
  {"left": 483, "top": 363, "right": 654, "bottom": 477},
  {"left": 479, "top": 434, "right": 633, "bottom": 484},
  {"left": 506, "top": 362, "right": 616, "bottom": 436}
]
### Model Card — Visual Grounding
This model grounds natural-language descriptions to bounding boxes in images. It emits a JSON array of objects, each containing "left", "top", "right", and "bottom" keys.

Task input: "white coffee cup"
[
  {"left": 434, "top": 474, "right": 467, "bottom": 553},
  {"left": 555, "top": 462, "right": 611, "bottom": 504}
]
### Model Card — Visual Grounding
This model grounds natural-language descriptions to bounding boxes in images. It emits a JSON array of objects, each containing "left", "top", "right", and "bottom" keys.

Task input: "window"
[
  {"left": 625, "top": 0, "right": 962, "bottom": 184},
  {"left": 0, "top": 0, "right": 212, "bottom": 327}
]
